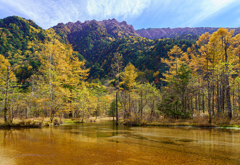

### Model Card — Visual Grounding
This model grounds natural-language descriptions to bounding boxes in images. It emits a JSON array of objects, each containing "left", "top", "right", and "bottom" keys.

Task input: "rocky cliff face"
[
  {"left": 52, "top": 18, "right": 139, "bottom": 41},
  {"left": 98, "top": 19, "right": 138, "bottom": 37}
]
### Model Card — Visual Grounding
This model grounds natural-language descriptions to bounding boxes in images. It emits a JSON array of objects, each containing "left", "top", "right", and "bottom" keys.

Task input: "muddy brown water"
[{"left": 0, "top": 121, "right": 240, "bottom": 165}]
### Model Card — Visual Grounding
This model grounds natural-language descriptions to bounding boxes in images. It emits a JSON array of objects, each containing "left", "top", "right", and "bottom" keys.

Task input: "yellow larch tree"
[
  {"left": 120, "top": 62, "right": 138, "bottom": 118},
  {"left": 0, "top": 54, "right": 17, "bottom": 123},
  {"left": 161, "top": 45, "right": 189, "bottom": 84}
]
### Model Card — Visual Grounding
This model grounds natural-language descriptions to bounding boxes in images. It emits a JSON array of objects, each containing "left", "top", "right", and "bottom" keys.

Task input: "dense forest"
[{"left": 1, "top": 16, "right": 240, "bottom": 126}]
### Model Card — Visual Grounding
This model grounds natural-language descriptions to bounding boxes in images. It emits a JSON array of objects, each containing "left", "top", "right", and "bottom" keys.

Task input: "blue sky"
[{"left": 0, "top": 0, "right": 240, "bottom": 30}]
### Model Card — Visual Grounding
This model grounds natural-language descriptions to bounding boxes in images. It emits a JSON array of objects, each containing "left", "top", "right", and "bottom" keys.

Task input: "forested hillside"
[
  {"left": 0, "top": 16, "right": 50, "bottom": 84},
  {"left": 52, "top": 19, "right": 194, "bottom": 83},
  {"left": 0, "top": 16, "right": 84, "bottom": 83}
]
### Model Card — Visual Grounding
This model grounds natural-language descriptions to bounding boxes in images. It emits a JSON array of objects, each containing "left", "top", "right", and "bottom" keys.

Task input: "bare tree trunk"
[
  {"left": 198, "top": 83, "right": 201, "bottom": 112},
  {"left": 207, "top": 55, "right": 211, "bottom": 123},
  {"left": 50, "top": 85, "right": 54, "bottom": 123},
  {"left": 233, "top": 87, "right": 235, "bottom": 116},
  {"left": 128, "top": 91, "right": 131, "bottom": 117},
  {"left": 202, "top": 90, "right": 205, "bottom": 113},
  {"left": 226, "top": 74, "right": 232, "bottom": 118},
  {"left": 212, "top": 84, "right": 215, "bottom": 116},
  {"left": 181, "top": 93, "right": 184, "bottom": 113},
  {"left": 238, "top": 83, "right": 240, "bottom": 116},
  {"left": 4, "top": 66, "right": 10, "bottom": 123},
  {"left": 191, "top": 95, "right": 193, "bottom": 117},
  {"left": 221, "top": 73, "right": 225, "bottom": 113},
  {"left": 217, "top": 74, "right": 220, "bottom": 113},
  {"left": 150, "top": 100, "right": 155, "bottom": 122},
  {"left": 140, "top": 91, "right": 143, "bottom": 120},
  {"left": 225, "top": 46, "right": 232, "bottom": 119},
  {"left": 195, "top": 93, "right": 198, "bottom": 112},
  {"left": 124, "top": 91, "right": 127, "bottom": 120},
  {"left": 112, "top": 100, "right": 114, "bottom": 122},
  {"left": 184, "top": 96, "right": 187, "bottom": 114},
  {"left": 116, "top": 91, "right": 118, "bottom": 125}
]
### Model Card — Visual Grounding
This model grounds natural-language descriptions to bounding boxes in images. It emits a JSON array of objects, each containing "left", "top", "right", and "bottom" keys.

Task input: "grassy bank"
[
  {"left": 0, "top": 118, "right": 44, "bottom": 129},
  {"left": 0, "top": 116, "right": 116, "bottom": 129},
  {"left": 1, "top": 115, "right": 240, "bottom": 129},
  {"left": 0, "top": 117, "right": 64, "bottom": 129},
  {"left": 122, "top": 115, "right": 240, "bottom": 128}
]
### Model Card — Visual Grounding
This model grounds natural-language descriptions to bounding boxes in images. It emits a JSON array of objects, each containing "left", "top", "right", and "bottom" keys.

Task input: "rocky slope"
[
  {"left": 52, "top": 18, "right": 139, "bottom": 43},
  {"left": 135, "top": 27, "right": 235, "bottom": 39}
]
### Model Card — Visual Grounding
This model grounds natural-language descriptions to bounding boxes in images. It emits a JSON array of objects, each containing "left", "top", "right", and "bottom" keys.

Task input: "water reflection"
[{"left": 0, "top": 122, "right": 240, "bottom": 164}]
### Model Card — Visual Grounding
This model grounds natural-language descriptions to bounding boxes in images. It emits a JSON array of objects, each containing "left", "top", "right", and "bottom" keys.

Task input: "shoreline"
[
  {"left": 1, "top": 117, "right": 240, "bottom": 130},
  {"left": 0, "top": 116, "right": 116, "bottom": 129},
  {"left": 128, "top": 123, "right": 240, "bottom": 129},
  {"left": 121, "top": 121, "right": 240, "bottom": 130}
]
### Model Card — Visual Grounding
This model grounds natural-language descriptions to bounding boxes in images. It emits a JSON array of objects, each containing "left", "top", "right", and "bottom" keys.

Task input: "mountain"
[
  {"left": 53, "top": 18, "right": 139, "bottom": 40},
  {"left": 52, "top": 19, "right": 140, "bottom": 62},
  {"left": 52, "top": 19, "right": 195, "bottom": 85},
  {"left": 52, "top": 19, "right": 139, "bottom": 45},
  {"left": 135, "top": 27, "right": 236, "bottom": 40},
  {"left": 4, "top": 16, "right": 228, "bottom": 87},
  {"left": 0, "top": 16, "right": 195, "bottom": 86},
  {"left": 52, "top": 19, "right": 157, "bottom": 78}
]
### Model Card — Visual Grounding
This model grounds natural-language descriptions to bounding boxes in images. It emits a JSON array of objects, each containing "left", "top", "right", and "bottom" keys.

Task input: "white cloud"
[
  {"left": 0, "top": 0, "right": 88, "bottom": 29},
  {"left": 144, "top": 0, "right": 240, "bottom": 28},
  {"left": 183, "top": 0, "right": 239, "bottom": 27},
  {"left": 175, "top": 0, "right": 239, "bottom": 26},
  {"left": 87, "top": 0, "right": 151, "bottom": 19}
]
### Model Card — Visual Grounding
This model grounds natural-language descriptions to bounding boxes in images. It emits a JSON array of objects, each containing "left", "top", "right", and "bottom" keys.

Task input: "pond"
[{"left": 0, "top": 121, "right": 240, "bottom": 164}]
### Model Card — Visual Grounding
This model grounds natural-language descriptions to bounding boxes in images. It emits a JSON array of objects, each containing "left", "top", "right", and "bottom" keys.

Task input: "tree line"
[
  {"left": 0, "top": 29, "right": 160, "bottom": 124},
  {"left": 159, "top": 28, "right": 240, "bottom": 122}
]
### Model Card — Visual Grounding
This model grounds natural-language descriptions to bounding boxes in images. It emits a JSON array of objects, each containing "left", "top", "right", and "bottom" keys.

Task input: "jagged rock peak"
[
  {"left": 53, "top": 18, "right": 139, "bottom": 37},
  {"left": 61, "top": 18, "right": 132, "bottom": 28}
]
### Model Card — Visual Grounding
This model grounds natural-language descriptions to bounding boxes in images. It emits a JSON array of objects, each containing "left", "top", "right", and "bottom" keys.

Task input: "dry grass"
[
  {"left": 1, "top": 114, "right": 240, "bottom": 128},
  {"left": 212, "top": 113, "right": 231, "bottom": 126},
  {"left": 146, "top": 113, "right": 240, "bottom": 127},
  {"left": 89, "top": 116, "right": 116, "bottom": 123},
  {"left": 0, "top": 117, "right": 4, "bottom": 124},
  {"left": 230, "top": 116, "right": 240, "bottom": 126},
  {"left": 63, "top": 116, "right": 116, "bottom": 124},
  {"left": 123, "top": 114, "right": 147, "bottom": 126},
  {"left": 0, "top": 117, "right": 56, "bottom": 128},
  {"left": 191, "top": 115, "right": 213, "bottom": 126}
]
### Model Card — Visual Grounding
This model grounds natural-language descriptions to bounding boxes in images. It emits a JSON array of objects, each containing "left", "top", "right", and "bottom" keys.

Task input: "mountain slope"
[
  {"left": 52, "top": 19, "right": 140, "bottom": 62},
  {"left": 0, "top": 16, "right": 209, "bottom": 86},
  {"left": 0, "top": 16, "right": 49, "bottom": 81},
  {"left": 135, "top": 27, "right": 237, "bottom": 39},
  {"left": 0, "top": 16, "right": 45, "bottom": 55},
  {"left": 52, "top": 19, "right": 195, "bottom": 84}
]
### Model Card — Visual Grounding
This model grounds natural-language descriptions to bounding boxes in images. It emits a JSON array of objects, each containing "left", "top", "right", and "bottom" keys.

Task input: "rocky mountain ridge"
[
  {"left": 52, "top": 18, "right": 139, "bottom": 41},
  {"left": 135, "top": 27, "right": 237, "bottom": 39},
  {"left": 53, "top": 18, "right": 240, "bottom": 41}
]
